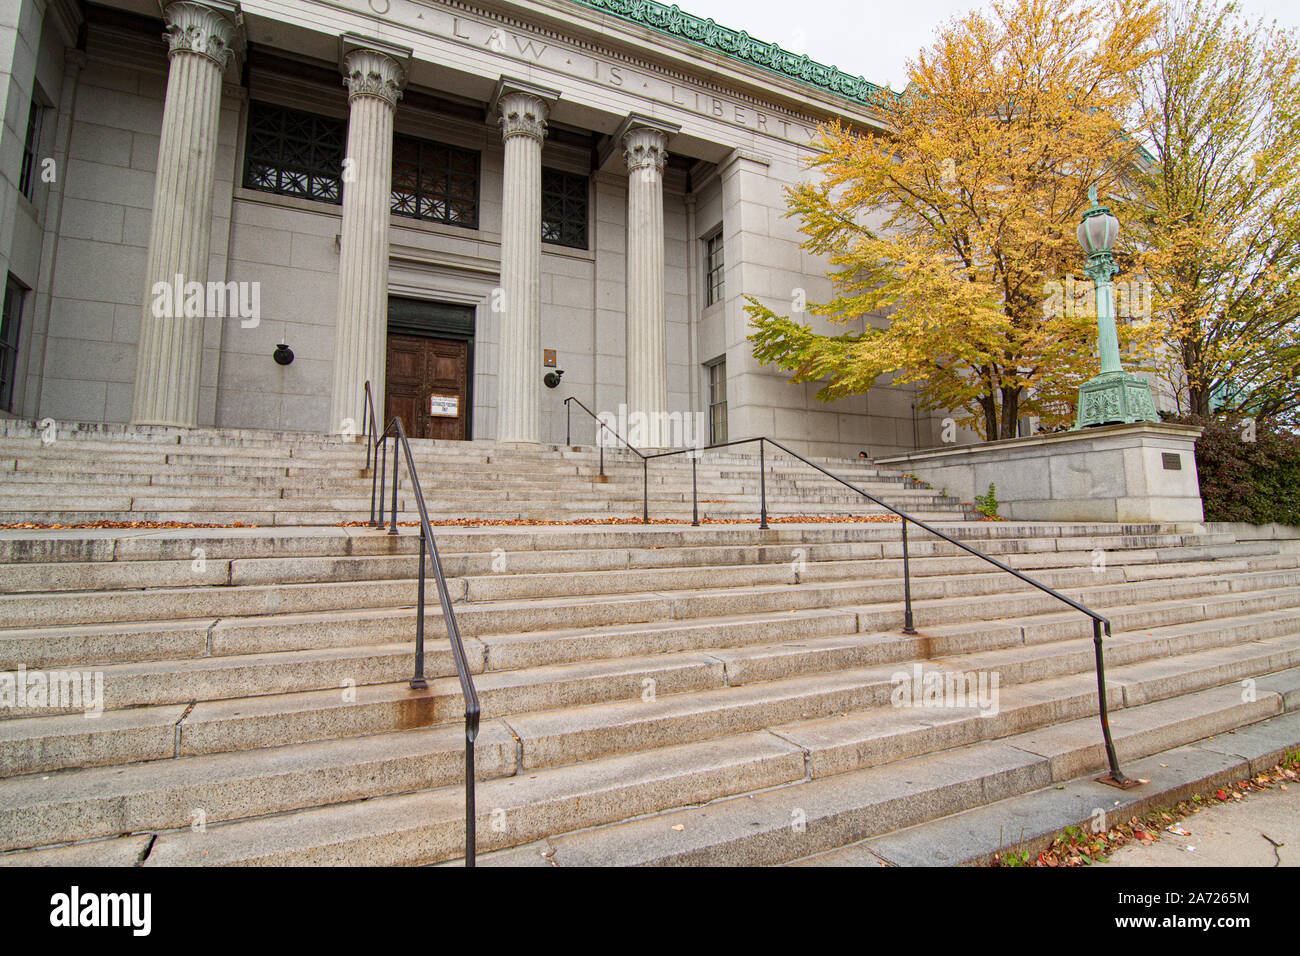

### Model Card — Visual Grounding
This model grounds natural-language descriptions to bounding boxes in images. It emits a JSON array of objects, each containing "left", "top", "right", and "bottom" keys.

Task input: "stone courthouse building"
[{"left": 0, "top": 0, "right": 944, "bottom": 456}]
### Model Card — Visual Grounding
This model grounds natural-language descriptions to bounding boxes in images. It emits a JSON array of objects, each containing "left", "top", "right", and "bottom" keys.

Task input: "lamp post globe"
[{"left": 1077, "top": 203, "right": 1119, "bottom": 257}]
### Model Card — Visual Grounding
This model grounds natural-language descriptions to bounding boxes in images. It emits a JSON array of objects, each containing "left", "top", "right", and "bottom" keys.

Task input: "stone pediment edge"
[{"left": 409, "top": 0, "right": 879, "bottom": 135}]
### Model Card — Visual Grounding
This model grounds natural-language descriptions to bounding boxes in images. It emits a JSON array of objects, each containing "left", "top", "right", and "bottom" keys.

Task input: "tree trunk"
[
  {"left": 1188, "top": 385, "right": 1212, "bottom": 417},
  {"left": 980, "top": 394, "right": 998, "bottom": 441},
  {"left": 998, "top": 387, "right": 1021, "bottom": 439},
  {"left": 1183, "top": 333, "right": 1211, "bottom": 417}
]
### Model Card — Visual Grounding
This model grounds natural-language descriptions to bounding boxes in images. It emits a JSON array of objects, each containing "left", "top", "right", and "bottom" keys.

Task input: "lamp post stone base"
[{"left": 1075, "top": 371, "right": 1160, "bottom": 429}]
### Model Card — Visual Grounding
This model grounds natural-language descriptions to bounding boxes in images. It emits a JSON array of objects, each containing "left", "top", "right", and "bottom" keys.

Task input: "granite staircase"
[
  {"left": 0, "top": 420, "right": 970, "bottom": 525},
  {"left": 1, "top": 424, "right": 1299, "bottom": 866}
]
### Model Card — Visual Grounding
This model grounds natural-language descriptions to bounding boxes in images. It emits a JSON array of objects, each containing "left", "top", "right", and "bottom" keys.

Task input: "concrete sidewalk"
[{"left": 1105, "top": 782, "right": 1297, "bottom": 867}]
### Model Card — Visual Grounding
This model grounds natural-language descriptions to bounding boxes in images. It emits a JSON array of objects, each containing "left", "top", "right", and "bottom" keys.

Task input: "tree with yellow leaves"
[
  {"left": 747, "top": 0, "right": 1161, "bottom": 440},
  {"left": 1118, "top": 0, "right": 1300, "bottom": 426}
]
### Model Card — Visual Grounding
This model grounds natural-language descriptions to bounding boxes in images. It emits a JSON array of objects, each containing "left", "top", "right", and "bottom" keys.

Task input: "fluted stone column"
[
  {"left": 623, "top": 126, "right": 670, "bottom": 447},
  {"left": 329, "top": 45, "right": 406, "bottom": 434},
  {"left": 495, "top": 90, "right": 549, "bottom": 443},
  {"left": 131, "top": 1, "right": 240, "bottom": 427}
]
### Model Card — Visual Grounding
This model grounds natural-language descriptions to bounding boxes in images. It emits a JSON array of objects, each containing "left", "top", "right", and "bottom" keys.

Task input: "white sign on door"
[{"left": 430, "top": 394, "right": 459, "bottom": 418}]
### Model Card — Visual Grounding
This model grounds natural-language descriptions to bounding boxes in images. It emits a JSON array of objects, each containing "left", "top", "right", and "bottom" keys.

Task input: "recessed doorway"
[{"left": 385, "top": 298, "right": 475, "bottom": 440}]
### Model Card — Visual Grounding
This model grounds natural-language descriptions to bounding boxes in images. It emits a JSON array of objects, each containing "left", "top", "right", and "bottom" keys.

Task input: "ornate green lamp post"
[{"left": 1073, "top": 187, "right": 1159, "bottom": 428}]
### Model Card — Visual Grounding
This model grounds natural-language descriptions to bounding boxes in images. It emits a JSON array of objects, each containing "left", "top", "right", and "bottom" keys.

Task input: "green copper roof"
[{"left": 567, "top": 0, "right": 890, "bottom": 109}]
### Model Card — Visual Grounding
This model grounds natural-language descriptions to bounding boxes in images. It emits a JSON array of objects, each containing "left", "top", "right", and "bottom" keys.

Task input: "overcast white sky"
[{"left": 676, "top": 0, "right": 1300, "bottom": 92}]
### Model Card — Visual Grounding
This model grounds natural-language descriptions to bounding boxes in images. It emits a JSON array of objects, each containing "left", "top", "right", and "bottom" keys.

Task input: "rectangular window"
[
  {"left": 391, "top": 134, "right": 479, "bottom": 228},
  {"left": 541, "top": 168, "right": 588, "bottom": 249},
  {"left": 19, "top": 100, "right": 44, "bottom": 200},
  {"left": 707, "top": 357, "right": 728, "bottom": 444},
  {"left": 1, "top": 276, "right": 26, "bottom": 413},
  {"left": 242, "top": 101, "right": 346, "bottom": 204},
  {"left": 705, "top": 233, "right": 725, "bottom": 306}
]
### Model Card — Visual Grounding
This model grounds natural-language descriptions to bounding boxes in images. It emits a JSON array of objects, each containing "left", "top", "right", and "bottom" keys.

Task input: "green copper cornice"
[{"left": 566, "top": 0, "right": 892, "bottom": 110}]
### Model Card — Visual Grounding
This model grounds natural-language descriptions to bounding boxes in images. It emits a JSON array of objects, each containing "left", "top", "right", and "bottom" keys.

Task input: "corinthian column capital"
[
  {"left": 341, "top": 48, "right": 407, "bottom": 109},
  {"left": 160, "top": 1, "right": 243, "bottom": 70},
  {"left": 623, "top": 126, "right": 669, "bottom": 175},
  {"left": 498, "top": 91, "right": 549, "bottom": 143}
]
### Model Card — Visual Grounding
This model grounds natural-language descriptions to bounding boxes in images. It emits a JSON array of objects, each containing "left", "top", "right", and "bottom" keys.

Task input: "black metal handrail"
[
  {"left": 601, "top": 427, "right": 1134, "bottom": 788},
  {"left": 361, "top": 382, "right": 483, "bottom": 864},
  {"left": 563, "top": 397, "right": 652, "bottom": 522}
]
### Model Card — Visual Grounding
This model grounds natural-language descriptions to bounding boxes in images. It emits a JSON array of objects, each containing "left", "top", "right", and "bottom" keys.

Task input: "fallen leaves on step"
[
  {"left": 991, "top": 753, "right": 1299, "bottom": 867},
  {"left": 340, "top": 514, "right": 907, "bottom": 528},
  {"left": 5, "top": 513, "right": 910, "bottom": 531},
  {"left": 0, "top": 520, "right": 259, "bottom": 529}
]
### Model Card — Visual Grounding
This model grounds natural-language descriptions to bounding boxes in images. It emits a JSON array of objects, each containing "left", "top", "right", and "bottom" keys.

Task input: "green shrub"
[
  {"left": 1178, "top": 415, "right": 1300, "bottom": 526},
  {"left": 974, "top": 482, "right": 999, "bottom": 518}
]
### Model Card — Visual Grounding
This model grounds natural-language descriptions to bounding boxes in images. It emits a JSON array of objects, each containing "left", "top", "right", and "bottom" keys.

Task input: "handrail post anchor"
[
  {"left": 410, "top": 528, "right": 428, "bottom": 690},
  {"left": 691, "top": 454, "right": 699, "bottom": 527},
  {"left": 389, "top": 434, "right": 400, "bottom": 535},
  {"left": 1093, "top": 619, "right": 1140, "bottom": 789},
  {"left": 376, "top": 436, "right": 387, "bottom": 531},
  {"left": 901, "top": 518, "right": 917, "bottom": 635}
]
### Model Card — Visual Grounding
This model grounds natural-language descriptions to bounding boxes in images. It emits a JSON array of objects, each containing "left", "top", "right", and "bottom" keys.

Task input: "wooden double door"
[{"left": 385, "top": 331, "right": 471, "bottom": 440}]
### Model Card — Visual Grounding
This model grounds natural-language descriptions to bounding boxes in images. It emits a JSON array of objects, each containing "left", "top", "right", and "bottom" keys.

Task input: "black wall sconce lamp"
[
  {"left": 273, "top": 343, "right": 294, "bottom": 366},
  {"left": 544, "top": 368, "right": 564, "bottom": 388}
]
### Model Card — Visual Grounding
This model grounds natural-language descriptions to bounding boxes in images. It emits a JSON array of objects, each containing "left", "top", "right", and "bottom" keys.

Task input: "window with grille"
[
  {"left": 541, "top": 168, "right": 588, "bottom": 249},
  {"left": 1, "top": 276, "right": 26, "bottom": 413},
  {"left": 705, "top": 233, "right": 725, "bottom": 306},
  {"left": 19, "top": 100, "right": 43, "bottom": 200},
  {"left": 707, "top": 357, "right": 728, "bottom": 444},
  {"left": 242, "top": 101, "right": 345, "bottom": 204},
  {"left": 391, "top": 134, "right": 479, "bottom": 227}
]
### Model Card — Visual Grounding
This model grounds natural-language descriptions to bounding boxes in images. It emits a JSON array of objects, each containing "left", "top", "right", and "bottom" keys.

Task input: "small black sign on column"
[{"left": 1162, "top": 452, "right": 1182, "bottom": 470}]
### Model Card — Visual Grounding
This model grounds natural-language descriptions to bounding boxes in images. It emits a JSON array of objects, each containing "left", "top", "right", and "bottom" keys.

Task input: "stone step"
[
  {"left": 2, "top": 729, "right": 806, "bottom": 860},
  {"left": 133, "top": 676, "right": 1295, "bottom": 867},
  {"left": 0, "top": 420, "right": 917, "bottom": 469},
  {"left": 0, "top": 430, "right": 909, "bottom": 471},
  {"left": 0, "top": 577, "right": 441, "bottom": 628},
  {"left": 8, "top": 651, "right": 1295, "bottom": 859},
  {"left": 2, "top": 418, "right": 1292, "bottom": 871},
  {"left": 1, "top": 425, "right": 968, "bottom": 531},
  {"left": 8, "top": 551, "right": 1298, "bottom": 674},
  {"left": 791, "top": 702, "right": 1300, "bottom": 867},
  {"left": 853, "top": 565, "right": 1300, "bottom": 633},
  {"left": 495, "top": 630, "right": 1300, "bottom": 773},
  {"left": 7, "top": 562, "right": 1289, "bottom": 678},
  {"left": 452, "top": 677, "right": 1300, "bottom": 868},
  {"left": 0, "top": 522, "right": 1196, "bottom": 565},
  {"left": 473, "top": 582, "right": 1300, "bottom": 673},
  {"left": 4, "top": 449, "right": 904, "bottom": 475},
  {"left": 0, "top": 721, "right": 523, "bottom": 856},
  {"left": 6, "top": 593, "right": 1296, "bottom": 776},
  {"left": 1, "top": 480, "right": 934, "bottom": 516},
  {"left": 0, "top": 488, "right": 964, "bottom": 516},
  {"left": 2, "top": 451, "right": 907, "bottom": 486},
  {"left": 0, "top": 507, "right": 976, "bottom": 528},
  {"left": 0, "top": 463, "right": 928, "bottom": 487},
  {"left": 6, "top": 552, "right": 1288, "bottom": 632},
  {"left": 0, "top": 535, "right": 1245, "bottom": 593}
]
